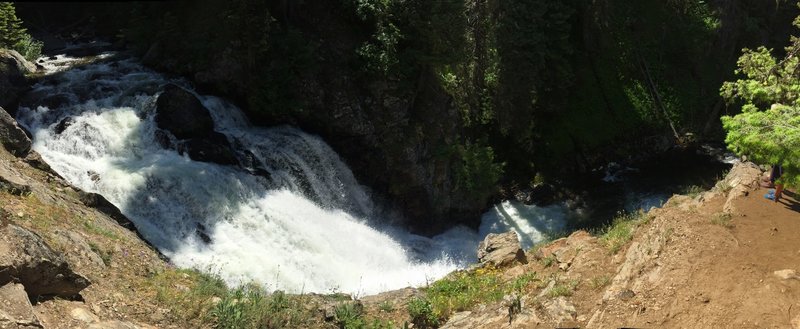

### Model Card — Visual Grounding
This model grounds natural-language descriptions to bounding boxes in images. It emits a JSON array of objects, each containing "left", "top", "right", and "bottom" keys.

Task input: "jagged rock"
[
  {"left": 70, "top": 307, "right": 99, "bottom": 323},
  {"left": 77, "top": 191, "right": 136, "bottom": 231},
  {"left": 533, "top": 231, "right": 598, "bottom": 271},
  {"left": 53, "top": 230, "right": 106, "bottom": 268},
  {"left": 0, "top": 49, "right": 34, "bottom": 111},
  {"left": 53, "top": 116, "right": 75, "bottom": 134},
  {"left": 0, "top": 224, "right": 90, "bottom": 299},
  {"left": 477, "top": 231, "right": 527, "bottom": 267},
  {"left": 22, "top": 150, "right": 54, "bottom": 174},
  {"left": 0, "top": 163, "right": 30, "bottom": 196},
  {"left": 0, "top": 283, "right": 41, "bottom": 329},
  {"left": 0, "top": 106, "right": 31, "bottom": 157},
  {"left": 542, "top": 296, "right": 577, "bottom": 323},
  {"left": 182, "top": 132, "right": 238, "bottom": 165},
  {"left": 155, "top": 84, "right": 214, "bottom": 140},
  {"left": 721, "top": 162, "right": 763, "bottom": 213}
]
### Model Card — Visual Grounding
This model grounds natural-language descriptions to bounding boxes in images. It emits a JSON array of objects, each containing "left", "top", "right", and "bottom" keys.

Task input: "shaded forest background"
[{"left": 12, "top": 1, "right": 800, "bottom": 232}]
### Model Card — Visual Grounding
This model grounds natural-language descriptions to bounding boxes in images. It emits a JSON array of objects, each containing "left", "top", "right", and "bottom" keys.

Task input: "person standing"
[{"left": 765, "top": 164, "right": 784, "bottom": 202}]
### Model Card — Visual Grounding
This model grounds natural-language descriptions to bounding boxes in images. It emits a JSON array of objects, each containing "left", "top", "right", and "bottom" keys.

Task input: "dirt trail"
[{"left": 572, "top": 186, "right": 800, "bottom": 328}]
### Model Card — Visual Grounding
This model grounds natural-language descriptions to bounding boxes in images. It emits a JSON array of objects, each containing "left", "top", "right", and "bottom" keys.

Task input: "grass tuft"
[
  {"left": 547, "top": 279, "right": 579, "bottom": 298},
  {"left": 710, "top": 212, "right": 734, "bottom": 228},
  {"left": 599, "top": 210, "right": 647, "bottom": 254}
]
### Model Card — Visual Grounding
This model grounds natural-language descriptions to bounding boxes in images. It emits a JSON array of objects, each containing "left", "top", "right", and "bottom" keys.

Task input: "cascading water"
[
  {"left": 17, "top": 53, "right": 498, "bottom": 295},
  {"left": 16, "top": 49, "right": 729, "bottom": 295}
]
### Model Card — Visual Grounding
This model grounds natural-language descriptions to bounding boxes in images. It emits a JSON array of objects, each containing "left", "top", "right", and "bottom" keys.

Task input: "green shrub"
[
  {"left": 335, "top": 303, "right": 365, "bottom": 329},
  {"left": 407, "top": 297, "right": 439, "bottom": 329},
  {"left": 599, "top": 211, "right": 646, "bottom": 254},
  {"left": 151, "top": 269, "right": 315, "bottom": 328}
]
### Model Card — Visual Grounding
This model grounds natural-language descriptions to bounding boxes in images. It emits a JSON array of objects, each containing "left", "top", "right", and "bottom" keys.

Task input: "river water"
[{"left": 16, "top": 49, "right": 733, "bottom": 294}]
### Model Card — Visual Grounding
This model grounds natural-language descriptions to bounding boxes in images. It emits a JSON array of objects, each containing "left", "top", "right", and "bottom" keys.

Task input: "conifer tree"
[{"left": 720, "top": 9, "right": 800, "bottom": 187}]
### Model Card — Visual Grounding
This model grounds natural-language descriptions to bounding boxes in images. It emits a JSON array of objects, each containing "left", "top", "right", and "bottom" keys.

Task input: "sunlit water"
[{"left": 17, "top": 50, "right": 725, "bottom": 295}]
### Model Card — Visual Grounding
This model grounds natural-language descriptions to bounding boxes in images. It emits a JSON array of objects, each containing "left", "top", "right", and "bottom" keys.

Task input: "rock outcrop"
[
  {"left": 719, "top": 161, "right": 762, "bottom": 213},
  {"left": 155, "top": 83, "right": 214, "bottom": 140},
  {"left": 154, "top": 84, "right": 238, "bottom": 166},
  {"left": 0, "top": 223, "right": 91, "bottom": 299},
  {"left": 0, "top": 49, "right": 34, "bottom": 112},
  {"left": 477, "top": 231, "right": 527, "bottom": 267},
  {"left": 77, "top": 191, "right": 135, "bottom": 231},
  {"left": 0, "top": 107, "right": 31, "bottom": 157},
  {"left": 0, "top": 283, "right": 41, "bottom": 329}
]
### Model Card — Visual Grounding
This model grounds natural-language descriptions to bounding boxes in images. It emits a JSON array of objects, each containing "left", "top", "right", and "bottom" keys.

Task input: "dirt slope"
[{"left": 433, "top": 162, "right": 800, "bottom": 329}]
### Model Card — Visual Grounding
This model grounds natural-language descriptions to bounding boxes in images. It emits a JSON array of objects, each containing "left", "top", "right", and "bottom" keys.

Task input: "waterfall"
[{"left": 17, "top": 53, "right": 481, "bottom": 295}]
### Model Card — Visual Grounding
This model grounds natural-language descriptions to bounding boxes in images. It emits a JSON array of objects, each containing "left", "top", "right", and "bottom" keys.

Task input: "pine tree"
[
  {"left": 0, "top": 2, "right": 41, "bottom": 60},
  {"left": 720, "top": 10, "right": 800, "bottom": 187},
  {"left": 0, "top": 2, "right": 26, "bottom": 47}
]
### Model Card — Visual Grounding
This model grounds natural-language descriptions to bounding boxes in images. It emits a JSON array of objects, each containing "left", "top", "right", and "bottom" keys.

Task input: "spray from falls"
[{"left": 17, "top": 52, "right": 567, "bottom": 294}]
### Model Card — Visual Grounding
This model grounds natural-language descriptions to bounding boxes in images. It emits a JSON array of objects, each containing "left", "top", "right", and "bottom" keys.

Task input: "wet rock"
[
  {"left": 155, "top": 84, "right": 214, "bottom": 140},
  {"left": 182, "top": 132, "right": 238, "bottom": 166},
  {"left": 77, "top": 191, "right": 136, "bottom": 231},
  {"left": 53, "top": 116, "right": 75, "bottom": 135},
  {"left": 0, "top": 106, "right": 31, "bottom": 157},
  {"left": 0, "top": 224, "right": 90, "bottom": 299},
  {"left": 195, "top": 223, "right": 212, "bottom": 244},
  {"left": 153, "top": 129, "right": 174, "bottom": 149},
  {"left": 477, "top": 231, "right": 527, "bottom": 268},
  {"left": 23, "top": 150, "right": 54, "bottom": 174},
  {"left": 0, "top": 283, "right": 41, "bottom": 329},
  {"left": 0, "top": 49, "right": 34, "bottom": 111}
]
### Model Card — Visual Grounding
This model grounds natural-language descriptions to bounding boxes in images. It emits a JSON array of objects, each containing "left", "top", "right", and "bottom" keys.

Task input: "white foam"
[
  {"left": 479, "top": 200, "right": 570, "bottom": 250},
  {"left": 18, "top": 56, "right": 477, "bottom": 295}
]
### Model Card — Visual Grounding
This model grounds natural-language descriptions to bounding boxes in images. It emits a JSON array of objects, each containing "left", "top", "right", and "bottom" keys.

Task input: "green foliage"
[
  {"left": 334, "top": 303, "right": 365, "bottom": 329},
  {"left": 547, "top": 279, "right": 579, "bottom": 298},
  {"left": 351, "top": 0, "right": 402, "bottom": 74},
  {"left": 495, "top": 0, "right": 574, "bottom": 141},
  {"left": 151, "top": 269, "right": 315, "bottom": 328},
  {"left": 407, "top": 297, "right": 438, "bottom": 329},
  {"left": 599, "top": 210, "right": 646, "bottom": 254},
  {"left": 720, "top": 12, "right": 800, "bottom": 187},
  {"left": 454, "top": 141, "right": 505, "bottom": 201},
  {"left": 419, "top": 267, "right": 537, "bottom": 324},
  {"left": 0, "top": 2, "right": 41, "bottom": 60}
]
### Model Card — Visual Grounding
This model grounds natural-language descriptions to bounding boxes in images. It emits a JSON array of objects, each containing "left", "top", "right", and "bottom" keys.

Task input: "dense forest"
[{"left": 9, "top": 0, "right": 800, "bottom": 232}]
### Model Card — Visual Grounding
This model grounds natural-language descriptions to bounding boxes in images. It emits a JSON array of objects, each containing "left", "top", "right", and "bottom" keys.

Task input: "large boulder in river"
[
  {"left": 0, "top": 106, "right": 31, "bottom": 157},
  {"left": 182, "top": 132, "right": 238, "bottom": 165},
  {"left": 0, "top": 49, "right": 34, "bottom": 112},
  {"left": 477, "top": 231, "right": 527, "bottom": 268},
  {"left": 0, "top": 219, "right": 91, "bottom": 299},
  {"left": 155, "top": 84, "right": 214, "bottom": 139}
]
